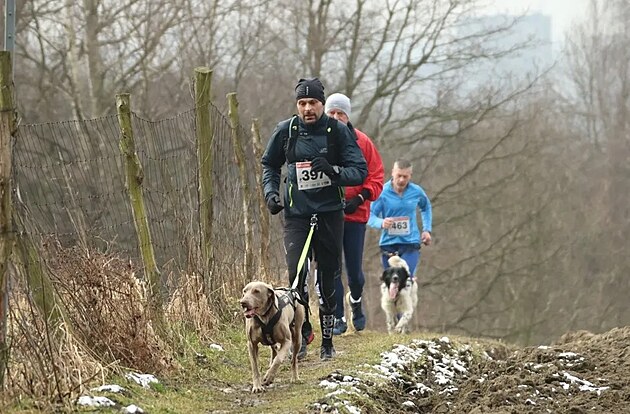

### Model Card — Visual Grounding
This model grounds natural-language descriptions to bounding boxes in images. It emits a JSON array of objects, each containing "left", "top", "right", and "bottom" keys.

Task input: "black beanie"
[{"left": 295, "top": 77, "right": 326, "bottom": 104}]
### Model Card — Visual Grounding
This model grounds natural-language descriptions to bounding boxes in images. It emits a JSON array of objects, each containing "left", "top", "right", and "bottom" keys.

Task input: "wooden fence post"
[
  {"left": 0, "top": 51, "right": 15, "bottom": 387},
  {"left": 227, "top": 93, "right": 254, "bottom": 275},
  {"left": 115, "top": 93, "right": 163, "bottom": 326},
  {"left": 251, "top": 119, "right": 270, "bottom": 278},
  {"left": 14, "top": 213, "right": 66, "bottom": 329},
  {"left": 194, "top": 67, "right": 216, "bottom": 304}
]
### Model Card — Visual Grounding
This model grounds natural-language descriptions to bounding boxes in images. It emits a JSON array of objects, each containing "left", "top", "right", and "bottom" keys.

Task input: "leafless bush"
[
  {"left": 6, "top": 275, "right": 107, "bottom": 404},
  {"left": 42, "top": 241, "right": 173, "bottom": 374}
]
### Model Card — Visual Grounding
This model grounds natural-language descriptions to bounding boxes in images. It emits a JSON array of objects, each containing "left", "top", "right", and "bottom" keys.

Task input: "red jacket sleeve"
[{"left": 344, "top": 128, "right": 384, "bottom": 223}]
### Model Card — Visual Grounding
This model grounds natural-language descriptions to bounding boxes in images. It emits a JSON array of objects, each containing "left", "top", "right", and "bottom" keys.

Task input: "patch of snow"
[
  {"left": 91, "top": 384, "right": 126, "bottom": 393},
  {"left": 402, "top": 401, "right": 416, "bottom": 407},
  {"left": 209, "top": 343, "right": 224, "bottom": 351},
  {"left": 77, "top": 396, "right": 115, "bottom": 407},
  {"left": 526, "top": 362, "right": 547, "bottom": 371},
  {"left": 525, "top": 399, "right": 537, "bottom": 405},
  {"left": 123, "top": 404, "right": 144, "bottom": 413},
  {"left": 319, "top": 379, "right": 340, "bottom": 389},
  {"left": 538, "top": 345, "right": 550, "bottom": 350},
  {"left": 562, "top": 372, "right": 609, "bottom": 394},
  {"left": 125, "top": 372, "right": 159, "bottom": 388},
  {"left": 325, "top": 389, "right": 352, "bottom": 397},
  {"left": 438, "top": 385, "right": 459, "bottom": 395},
  {"left": 410, "top": 383, "right": 433, "bottom": 396},
  {"left": 316, "top": 337, "right": 474, "bottom": 412},
  {"left": 343, "top": 402, "right": 361, "bottom": 414},
  {"left": 558, "top": 352, "right": 578, "bottom": 359},
  {"left": 451, "top": 359, "right": 468, "bottom": 373}
]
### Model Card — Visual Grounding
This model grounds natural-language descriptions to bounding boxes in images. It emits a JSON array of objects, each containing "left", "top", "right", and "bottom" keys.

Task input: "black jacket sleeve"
[{"left": 261, "top": 119, "right": 290, "bottom": 200}]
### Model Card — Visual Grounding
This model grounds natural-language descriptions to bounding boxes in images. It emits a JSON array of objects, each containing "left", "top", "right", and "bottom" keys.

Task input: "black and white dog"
[{"left": 380, "top": 255, "right": 417, "bottom": 334}]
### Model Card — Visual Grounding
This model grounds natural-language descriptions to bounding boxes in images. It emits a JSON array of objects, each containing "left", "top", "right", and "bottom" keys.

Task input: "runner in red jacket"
[{"left": 325, "top": 93, "right": 384, "bottom": 334}]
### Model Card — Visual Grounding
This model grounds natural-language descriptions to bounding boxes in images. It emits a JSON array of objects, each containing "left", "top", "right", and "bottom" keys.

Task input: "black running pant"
[{"left": 284, "top": 210, "right": 343, "bottom": 316}]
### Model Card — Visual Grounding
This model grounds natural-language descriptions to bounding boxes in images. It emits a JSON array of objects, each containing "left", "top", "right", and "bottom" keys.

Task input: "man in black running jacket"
[{"left": 261, "top": 77, "right": 367, "bottom": 360}]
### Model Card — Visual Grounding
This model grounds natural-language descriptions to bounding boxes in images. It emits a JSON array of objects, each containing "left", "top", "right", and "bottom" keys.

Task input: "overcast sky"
[{"left": 479, "top": 0, "right": 589, "bottom": 44}]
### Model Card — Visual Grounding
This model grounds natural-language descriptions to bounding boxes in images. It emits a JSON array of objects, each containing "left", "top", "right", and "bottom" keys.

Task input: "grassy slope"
[
  {"left": 4, "top": 316, "right": 507, "bottom": 414},
  {"left": 135, "top": 324, "right": 422, "bottom": 414},
  {"left": 59, "top": 320, "right": 460, "bottom": 414}
]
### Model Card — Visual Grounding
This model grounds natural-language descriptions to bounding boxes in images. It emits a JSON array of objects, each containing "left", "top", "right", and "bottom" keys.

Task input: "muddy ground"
[{"left": 316, "top": 327, "right": 630, "bottom": 413}]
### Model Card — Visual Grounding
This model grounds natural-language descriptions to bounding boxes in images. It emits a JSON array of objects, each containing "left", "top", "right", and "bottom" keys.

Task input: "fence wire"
[{"left": 13, "top": 102, "right": 285, "bottom": 287}]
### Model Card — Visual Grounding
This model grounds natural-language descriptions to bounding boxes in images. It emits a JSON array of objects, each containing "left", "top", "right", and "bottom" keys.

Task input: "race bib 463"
[{"left": 388, "top": 216, "right": 410, "bottom": 235}]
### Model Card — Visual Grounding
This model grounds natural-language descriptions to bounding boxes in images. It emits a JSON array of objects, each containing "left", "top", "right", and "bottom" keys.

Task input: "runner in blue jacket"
[{"left": 368, "top": 158, "right": 432, "bottom": 277}]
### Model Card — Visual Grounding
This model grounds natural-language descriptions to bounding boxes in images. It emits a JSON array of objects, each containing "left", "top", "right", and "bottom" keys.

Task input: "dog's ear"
[
  {"left": 380, "top": 268, "right": 389, "bottom": 283},
  {"left": 263, "top": 283, "right": 274, "bottom": 299},
  {"left": 399, "top": 268, "right": 410, "bottom": 286}
]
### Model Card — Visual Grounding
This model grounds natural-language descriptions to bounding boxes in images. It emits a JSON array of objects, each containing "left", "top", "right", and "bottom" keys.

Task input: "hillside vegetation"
[{"left": 4, "top": 244, "right": 630, "bottom": 413}]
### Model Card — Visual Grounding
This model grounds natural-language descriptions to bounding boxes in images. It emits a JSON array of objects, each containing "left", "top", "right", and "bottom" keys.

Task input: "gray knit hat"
[{"left": 325, "top": 93, "right": 351, "bottom": 118}]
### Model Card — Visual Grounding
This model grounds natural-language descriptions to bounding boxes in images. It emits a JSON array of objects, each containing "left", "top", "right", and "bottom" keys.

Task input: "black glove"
[
  {"left": 310, "top": 157, "right": 339, "bottom": 178},
  {"left": 344, "top": 196, "right": 363, "bottom": 214},
  {"left": 344, "top": 188, "right": 371, "bottom": 214},
  {"left": 266, "top": 193, "right": 284, "bottom": 215}
]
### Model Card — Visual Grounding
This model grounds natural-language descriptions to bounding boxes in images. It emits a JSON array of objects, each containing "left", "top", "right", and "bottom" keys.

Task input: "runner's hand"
[
  {"left": 266, "top": 193, "right": 284, "bottom": 215},
  {"left": 421, "top": 231, "right": 432, "bottom": 246},
  {"left": 310, "top": 157, "right": 339, "bottom": 177},
  {"left": 344, "top": 196, "right": 363, "bottom": 214}
]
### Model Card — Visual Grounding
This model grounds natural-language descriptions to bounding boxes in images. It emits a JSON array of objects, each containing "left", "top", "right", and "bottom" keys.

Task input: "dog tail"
[{"left": 388, "top": 255, "right": 410, "bottom": 273}]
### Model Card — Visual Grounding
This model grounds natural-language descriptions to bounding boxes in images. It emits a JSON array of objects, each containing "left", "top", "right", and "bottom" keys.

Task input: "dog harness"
[{"left": 255, "top": 289, "right": 299, "bottom": 346}]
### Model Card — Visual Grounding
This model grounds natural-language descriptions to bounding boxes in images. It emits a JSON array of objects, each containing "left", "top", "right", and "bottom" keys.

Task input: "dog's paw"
[
  {"left": 262, "top": 374, "right": 275, "bottom": 386},
  {"left": 251, "top": 384, "right": 264, "bottom": 393}
]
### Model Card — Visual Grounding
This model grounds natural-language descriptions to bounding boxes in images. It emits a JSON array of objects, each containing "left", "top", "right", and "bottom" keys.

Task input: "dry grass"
[
  {"left": 5, "top": 295, "right": 107, "bottom": 409},
  {"left": 2, "top": 237, "right": 282, "bottom": 410},
  {"left": 166, "top": 272, "right": 217, "bottom": 340},
  {"left": 44, "top": 242, "right": 172, "bottom": 374},
  {"left": 3, "top": 241, "right": 178, "bottom": 407}
]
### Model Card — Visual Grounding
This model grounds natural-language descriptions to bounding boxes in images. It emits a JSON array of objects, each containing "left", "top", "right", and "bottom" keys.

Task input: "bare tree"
[
  {"left": 18, "top": 0, "right": 185, "bottom": 120},
  {"left": 15, "top": 0, "right": 622, "bottom": 346},
  {"left": 563, "top": 0, "right": 630, "bottom": 328}
]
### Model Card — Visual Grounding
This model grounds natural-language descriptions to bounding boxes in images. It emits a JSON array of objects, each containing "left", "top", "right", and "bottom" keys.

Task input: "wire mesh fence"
[{"left": 12, "top": 100, "right": 286, "bottom": 296}]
